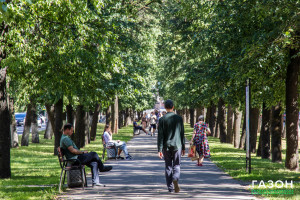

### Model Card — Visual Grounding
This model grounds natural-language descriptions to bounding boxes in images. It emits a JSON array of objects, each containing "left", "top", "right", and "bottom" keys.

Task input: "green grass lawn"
[
  {"left": 0, "top": 124, "right": 134, "bottom": 200},
  {"left": 184, "top": 124, "right": 300, "bottom": 200}
]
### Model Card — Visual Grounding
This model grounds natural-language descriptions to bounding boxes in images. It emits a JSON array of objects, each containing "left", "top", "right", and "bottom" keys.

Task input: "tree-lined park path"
[{"left": 58, "top": 133, "right": 259, "bottom": 200}]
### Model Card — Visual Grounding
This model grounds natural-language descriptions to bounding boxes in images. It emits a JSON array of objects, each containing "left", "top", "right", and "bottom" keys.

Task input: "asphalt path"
[{"left": 58, "top": 131, "right": 259, "bottom": 200}]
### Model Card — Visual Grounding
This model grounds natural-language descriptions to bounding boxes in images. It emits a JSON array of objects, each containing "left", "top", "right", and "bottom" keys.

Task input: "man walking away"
[{"left": 157, "top": 100, "right": 185, "bottom": 193}]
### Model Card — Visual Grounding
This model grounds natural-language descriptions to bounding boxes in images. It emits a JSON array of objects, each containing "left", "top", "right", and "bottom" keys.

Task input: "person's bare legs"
[
  {"left": 198, "top": 155, "right": 204, "bottom": 166},
  {"left": 118, "top": 149, "right": 122, "bottom": 157}
]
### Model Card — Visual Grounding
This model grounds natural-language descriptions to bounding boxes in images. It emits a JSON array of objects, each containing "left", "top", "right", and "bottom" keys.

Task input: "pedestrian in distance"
[
  {"left": 190, "top": 115, "right": 211, "bottom": 166},
  {"left": 157, "top": 99, "right": 185, "bottom": 193},
  {"left": 150, "top": 112, "right": 157, "bottom": 136},
  {"left": 60, "top": 123, "right": 113, "bottom": 187}
]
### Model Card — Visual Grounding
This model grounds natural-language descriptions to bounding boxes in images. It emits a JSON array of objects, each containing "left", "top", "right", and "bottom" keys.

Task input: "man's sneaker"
[
  {"left": 126, "top": 156, "right": 133, "bottom": 160},
  {"left": 92, "top": 183, "right": 106, "bottom": 187},
  {"left": 100, "top": 166, "right": 113, "bottom": 172},
  {"left": 172, "top": 180, "right": 180, "bottom": 193},
  {"left": 117, "top": 156, "right": 124, "bottom": 159}
]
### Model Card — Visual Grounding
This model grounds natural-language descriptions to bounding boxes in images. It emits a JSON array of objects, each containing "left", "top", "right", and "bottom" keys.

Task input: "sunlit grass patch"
[
  {"left": 0, "top": 123, "right": 135, "bottom": 199},
  {"left": 184, "top": 124, "right": 299, "bottom": 199}
]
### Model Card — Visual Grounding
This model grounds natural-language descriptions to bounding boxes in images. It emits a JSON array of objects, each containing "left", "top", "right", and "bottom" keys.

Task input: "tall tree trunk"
[
  {"left": 271, "top": 103, "right": 282, "bottom": 163},
  {"left": 226, "top": 104, "right": 234, "bottom": 144},
  {"left": 189, "top": 108, "right": 195, "bottom": 128},
  {"left": 111, "top": 96, "right": 118, "bottom": 134},
  {"left": 90, "top": 103, "right": 100, "bottom": 141},
  {"left": 21, "top": 103, "right": 33, "bottom": 146},
  {"left": 45, "top": 104, "right": 55, "bottom": 136},
  {"left": 31, "top": 103, "right": 39, "bottom": 143},
  {"left": 85, "top": 112, "right": 90, "bottom": 145},
  {"left": 233, "top": 109, "right": 242, "bottom": 148},
  {"left": 66, "top": 104, "right": 74, "bottom": 124},
  {"left": 239, "top": 113, "right": 246, "bottom": 149},
  {"left": 209, "top": 103, "right": 217, "bottom": 137},
  {"left": 186, "top": 108, "right": 190, "bottom": 124},
  {"left": 182, "top": 109, "right": 186, "bottom": 123},
  {"left": 250, "top": 107, "right": 260, "bottom": 153},
  {"left": 106, "top": 106, "right": 112, "bottom": 127},
  {"left": 205, "top": 107, "right": 210, "bottom": 124},
  {"left": 9, "top": 98, "right": 18, "bottom": 148},
  {"left": 217, "top": 98, "right": 227, "bottom": 143},
  {"left": 285, "top": 47, "right": 299, "bottom": 170},
  {"left": 0, "top": 66, "right": 11, "bottom": 178},
  {"left": 74, "top": 105, "right": 86, "bottom": 148},
  {"left": 119, "top": 110, "right": 124, "bottom": 128},
  {"left": 261, "top": 103, "right": 271, "bottom": 159},
  {"left": 196, "top": 106, "right": 204, "bottom": 121},
  {"left": 256, "top": 134, "right": 262, "bottom": 157},
  {"left": 44, "top": 119, "right": 53, "bottom": 139},
  {"left": 54, "top": 99, "right": 63, "bottom": 155}
]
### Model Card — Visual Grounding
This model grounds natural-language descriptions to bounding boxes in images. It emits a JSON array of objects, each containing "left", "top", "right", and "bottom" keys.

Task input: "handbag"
[{"left": 188, "top": 145, "right": 196, "bottom": 158}]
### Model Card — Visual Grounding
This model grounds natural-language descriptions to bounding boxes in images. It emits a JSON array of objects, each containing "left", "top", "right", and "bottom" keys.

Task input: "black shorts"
[{"left": 151, "top": 124, "right": 156, "bottom": 129}]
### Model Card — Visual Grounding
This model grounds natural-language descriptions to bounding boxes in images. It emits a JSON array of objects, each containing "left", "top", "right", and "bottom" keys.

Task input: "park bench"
[
  {"left": 133, "top": 127, "right": 140, "bottom": 136},
  {"left": 57, "top": 147, "right": 87, "bottom": 192},
  {"left": 101, "top": 134, "right": 117, "bottom": 160}
]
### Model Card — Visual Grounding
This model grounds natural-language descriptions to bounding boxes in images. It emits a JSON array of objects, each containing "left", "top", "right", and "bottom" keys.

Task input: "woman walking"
[{"left": 191, "top": 115, "right": 211, "bottom": 166}]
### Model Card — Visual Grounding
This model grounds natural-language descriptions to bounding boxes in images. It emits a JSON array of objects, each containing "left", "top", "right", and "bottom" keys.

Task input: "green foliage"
[{"left": 156, "top": 0, "right": 299, "bottom": 110}]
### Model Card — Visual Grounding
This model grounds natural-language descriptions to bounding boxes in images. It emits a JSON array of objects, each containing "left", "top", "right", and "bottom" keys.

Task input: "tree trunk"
[
  {"left": 256, "top": 134, "right": 262, "bottom": 157},
  {"left": 196, "top": 106, "right": 204, "bottom": 121},
  {"left": 90, "top": 103, "right": 100, "bottom": 141},
  {"left": 45, "top": 104, "right": 55, "bottom": 136},
  {"left": 209, "top": 103, "right": 217, "bottom": 137},
  {"left": 285, "top": 47, "right": 299, "bottom": 170},
  {"left": 226, "top": 104, "right": 234, "bottom": 144},
  {"left": 111, "top": 96, "right": 118, "bottom": 134},
  {"left": 261, "top": 103, "right": 271, "bottom": 159},
  {"left": 74, "top": 105, "right": 86, "bottom": 148},
  {"left": 21, "top": 103, "right": 33, "bottom": 146},
  {"left": 106, "top": 105, "right": 112, "bottom": 127},
  {"left": 85, "top": 112, "right": 90, "bottom": 145},
  {"left": 182, "top": 109, "right": 186, "bottom": 123},
  {"left": 0, "top": 66, "right": 11, "bottom": 178},
  {"left": 205, "top": 107, "right": 210, "bottom": 124},
  {"left": 189, "top": 108, "right": 195, "bottom": 128},
  {"left": 66, "top": 104, "right": 74, "bottom": 124},
  {"left": 119, "top": 110, "right": 124, "bottom": 128},
  {"left": 31, "top": 103, "right": 39, "bottom": 143},
  {"left": 217, "top": 98, "right": 227, "bottom": 143},
  {"left": 271, "top": 103, "right": 282, "bottom": 163},
  {"left": 54, "top": 99, "right": 63, "bottom": 155},
  {"left": 186, "top": 108, "right": 190, "bottom": 124},
  {"left": 9, "top": 98, "right": 18, "bottom": 148},
  {"left": 233, "top": 109, "right": 242, "bottom": 148},
  {"left": 250, "top": 107, "right": 260, "bottom": 153},
  {"left": 44, "top": 119, "right": 53, "bottom": 139},
  {"left": 239, "top": 113, "right": 246, "bottom": 149}
]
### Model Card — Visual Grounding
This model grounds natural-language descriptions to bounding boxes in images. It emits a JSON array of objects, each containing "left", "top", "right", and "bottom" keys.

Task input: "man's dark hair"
[
  {"left": 63, "top": 123, "right": 73, "bottom": 131},
  {"left": 164, "top": 99, "right": 174, "bottom": 109}
]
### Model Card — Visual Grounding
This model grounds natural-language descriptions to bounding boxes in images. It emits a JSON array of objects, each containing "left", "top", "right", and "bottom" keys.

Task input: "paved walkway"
[{"left": 58, "top": 132, "right": 259, "bottom": 200}]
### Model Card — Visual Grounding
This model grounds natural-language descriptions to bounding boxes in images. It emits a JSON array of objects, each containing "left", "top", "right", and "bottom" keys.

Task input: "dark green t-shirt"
[
  {"left": 157, "top": 112, "right": 185, "bottom": 152},
  {"left": 60, "top": 134, "right": 79, "bottom": 159}
]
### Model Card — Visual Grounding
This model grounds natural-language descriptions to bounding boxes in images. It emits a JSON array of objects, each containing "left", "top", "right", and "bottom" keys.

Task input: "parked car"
[{"left": 15, "top": 112, "right": 26, "bottom": 126}]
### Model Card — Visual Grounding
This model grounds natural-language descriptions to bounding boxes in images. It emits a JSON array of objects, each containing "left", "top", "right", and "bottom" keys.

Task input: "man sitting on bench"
[
  {"left": 60, "top": 123, "right": 113, "bottom": 187},
  {"left": 133, "top": 118, "right": 148, "bottom": 135}
]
